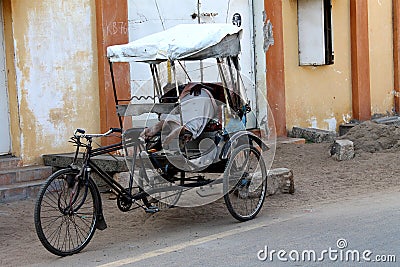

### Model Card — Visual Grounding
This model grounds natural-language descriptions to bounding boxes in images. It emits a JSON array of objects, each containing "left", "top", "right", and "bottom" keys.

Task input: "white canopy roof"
[{"left": 107, "top": 24, "right": 242, "bottom": 63}]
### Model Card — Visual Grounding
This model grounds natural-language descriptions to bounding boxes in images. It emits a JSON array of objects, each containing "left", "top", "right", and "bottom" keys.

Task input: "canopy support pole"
[
  {"left": 108, "top": 61, "right": 123, "bottom": 129},
  {"left": 217, "top": 58, "right": 233, "bottom": 116},
  {"left": 171, "top": 61, "right": 184, "bottom": 127},
  {"left": 150, "top": 64, "right": 162, "bottom": 101}
]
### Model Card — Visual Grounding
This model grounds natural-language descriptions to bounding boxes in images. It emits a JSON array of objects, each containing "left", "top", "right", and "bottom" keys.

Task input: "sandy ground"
[{"left": 1, "top": 122, "right": 400, "bottom": 266}]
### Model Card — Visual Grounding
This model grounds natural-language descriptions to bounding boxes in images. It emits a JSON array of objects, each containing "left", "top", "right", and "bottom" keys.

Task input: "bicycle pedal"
[{"left": 145, "top": 206, "right": 160, "bottom": 214}]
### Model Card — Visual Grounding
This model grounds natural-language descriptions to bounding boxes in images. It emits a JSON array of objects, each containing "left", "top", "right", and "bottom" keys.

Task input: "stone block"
[
  {"left": 290, "top": 127, "right": 336, "bottom": 143},
  {"left": 267, "top": 168, "right": 295, "bottom": 196},
  {"left": 330, "top": 139, "right": 354, "bottom": 161}
]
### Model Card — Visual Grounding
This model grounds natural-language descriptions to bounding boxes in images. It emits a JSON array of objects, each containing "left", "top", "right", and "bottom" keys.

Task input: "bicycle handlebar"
[
  {"left": 73, "top": 128, "right": 122, "bottom": 138},
  {"left": 110, "top": 128, "right": 122, "bottom": 133}
]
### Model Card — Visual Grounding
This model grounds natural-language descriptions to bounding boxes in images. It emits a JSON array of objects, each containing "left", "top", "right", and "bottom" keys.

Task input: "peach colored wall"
[
  {"left": 282, "top": 0, "right": 395, "bottom": 132},
  {"left": 282, "top": 0, "right": 353, "bottom": 131},
  {"left": 8, "top": 1, "right": 100, "bottom": 164}
]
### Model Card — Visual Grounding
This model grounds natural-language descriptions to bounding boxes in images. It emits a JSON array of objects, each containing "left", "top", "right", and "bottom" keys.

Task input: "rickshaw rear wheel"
[{"left": 223, "top": 144, "right": 267, "bottom": 221}]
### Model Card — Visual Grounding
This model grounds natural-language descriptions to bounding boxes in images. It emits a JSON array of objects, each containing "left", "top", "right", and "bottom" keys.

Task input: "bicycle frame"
[
  {"left": 69, "top": 131, "right": 183, "bottom": 213},
  {"left": 71, "top": 135, "right": 129, "bottom": 194}
]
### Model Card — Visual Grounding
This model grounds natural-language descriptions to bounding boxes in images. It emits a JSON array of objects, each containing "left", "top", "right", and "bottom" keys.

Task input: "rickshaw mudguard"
[{"left": 219, "top": 130, "right": 269, "bottom": 160}]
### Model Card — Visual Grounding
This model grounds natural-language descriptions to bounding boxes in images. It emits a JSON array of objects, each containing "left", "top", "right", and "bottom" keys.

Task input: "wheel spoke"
[
  {"left": 41, "top": 214, "right": 64, "bottom": 230},
  {"left": 46, "top": 216, "right": 65, "bottom": 247},
  {"left": 224, "top": 145, "right": 267, "bottom": 221},
  {"left": 71, "top": 215, "right": 92, "bottom": 244},
  {"left": 34, "top": 169, "right": 98, "bottom": 256},
  {"left": 44, "top": 180, "right": 65, "bottom": 208}
]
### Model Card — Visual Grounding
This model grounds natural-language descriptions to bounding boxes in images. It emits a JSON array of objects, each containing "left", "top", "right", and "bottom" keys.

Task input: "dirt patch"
[
  {"left": 271, "top": 142, "right": 400, "bottom": 207},
  {"left": 339, "top": 121, "right": 400, "bottom": 153},
  {"left": 1, "top": 138, "right": 400, "bottom": 266}
]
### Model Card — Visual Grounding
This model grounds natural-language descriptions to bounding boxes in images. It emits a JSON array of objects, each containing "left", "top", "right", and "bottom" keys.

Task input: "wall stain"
[{"left": 11, "top": 0, "right": 100, "bottom": 164}]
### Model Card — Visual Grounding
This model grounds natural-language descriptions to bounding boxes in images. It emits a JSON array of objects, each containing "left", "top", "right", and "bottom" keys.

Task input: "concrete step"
[
  {"left": 0, "top": 157, "right": 21, "bottom": 170},
  {"left": 0, "top": 166, "right": 52, "bottom": 186},
  {"left": 0, "top": 179, "right": 45, "bottom": 203},
  {"left": 290, "top": 127, "right": 337, "bottom": 143},
  {"left": 0, "top": 165, "right": 52, "bottom": 203},
  {"left": 43, "top": 153, "right": 128, "bottom": 172},
  {"left": 277, "top": 137, "right": 306, "bottom": 145}
]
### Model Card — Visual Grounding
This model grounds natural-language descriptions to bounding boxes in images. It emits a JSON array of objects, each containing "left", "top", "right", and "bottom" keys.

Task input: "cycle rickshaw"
[{"left": 34, "top": 24, "right": 272, "bottom": 256}]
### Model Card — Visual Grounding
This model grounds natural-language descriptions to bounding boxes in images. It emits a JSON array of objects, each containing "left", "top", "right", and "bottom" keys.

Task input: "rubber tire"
[
  {"left": 34, "top": 168, "right": 99, "bottom": 256},
  {"left": 223, "top": 145, "right": 267, "bottom": 221}
]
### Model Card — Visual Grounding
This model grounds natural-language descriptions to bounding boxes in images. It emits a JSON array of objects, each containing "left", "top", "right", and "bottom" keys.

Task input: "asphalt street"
[{"left": 33, "top": 189, "right": 399, "bottom": 267}]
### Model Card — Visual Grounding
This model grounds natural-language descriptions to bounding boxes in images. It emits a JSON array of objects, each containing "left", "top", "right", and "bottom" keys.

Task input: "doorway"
[{"left": 0, "top": 0, "right": 10, "bottom": 155}]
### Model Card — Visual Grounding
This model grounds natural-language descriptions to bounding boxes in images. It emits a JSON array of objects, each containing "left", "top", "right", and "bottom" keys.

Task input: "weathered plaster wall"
[
  {"left": 282, "top": 0, "right": 352, "bottom": 131},
  {"left": 10, "top": 1, "right": 100, "bottom": 164},
  {"left": 368, "top": 0, "right": 394, "bottom": 115}
]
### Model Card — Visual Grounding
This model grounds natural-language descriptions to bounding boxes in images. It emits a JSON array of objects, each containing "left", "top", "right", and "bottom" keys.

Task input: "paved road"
[{"left": 33, "top": 189, "right": 399, "bottom": 267}]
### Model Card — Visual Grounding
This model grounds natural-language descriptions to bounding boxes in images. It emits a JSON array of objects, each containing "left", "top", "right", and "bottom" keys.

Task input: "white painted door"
[
  {"left": 199, "top": 0, "right": 255, "bottom": 83},
  {"left": 127, "top": 0, "right": 255, "bottom": 101},
  {"left": 128, "top": 0, "right": 196, "bottom": 92},
  {"left": 0, "top": 1, "right": 11, "bottom": 155}
]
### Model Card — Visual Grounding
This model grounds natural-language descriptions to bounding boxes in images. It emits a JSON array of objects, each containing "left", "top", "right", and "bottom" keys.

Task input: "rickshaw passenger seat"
[{"left": 142, "top": 82, "right": 225, "bottom": 143}]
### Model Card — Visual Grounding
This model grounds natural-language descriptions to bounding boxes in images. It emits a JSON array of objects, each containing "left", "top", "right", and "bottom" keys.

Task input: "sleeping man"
[{"left": 140, "top": 83, "right": 218, "bottom": 149}]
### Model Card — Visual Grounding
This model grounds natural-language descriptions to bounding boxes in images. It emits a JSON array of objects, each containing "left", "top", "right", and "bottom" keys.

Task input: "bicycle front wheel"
[{"left": 34, "top": 168, "right": 98, "bottom": 256}]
